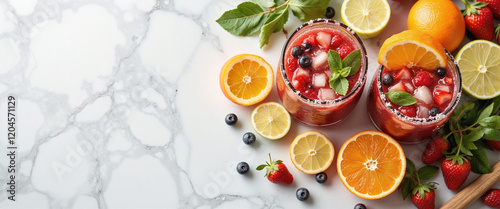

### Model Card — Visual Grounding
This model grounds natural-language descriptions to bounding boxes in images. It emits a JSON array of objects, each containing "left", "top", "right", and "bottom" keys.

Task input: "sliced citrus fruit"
[
  {"left": 251, "top": 102, "right": 291, "bottom": 140},
  {"left": 456, "top": 40, "right": 500, "bottom": 99},
  {"left": 341, "top": 0, "right": 391, "bottom": 38},
  {"left": 220, "top": 54, "right": 274, "bottom": 106},
  {"left": 378, "top": 30, "right": 447, "bottom": 71},
  {"left": 290, "top": 131, "right": 335, "bottom": 174},
  {"left": 337, "top": 130, "right": 406, "bottom": 199}
]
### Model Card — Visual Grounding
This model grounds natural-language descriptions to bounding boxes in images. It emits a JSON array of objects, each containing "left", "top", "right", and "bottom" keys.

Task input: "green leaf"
[
  {"left": 465, "top": 126, "right": 485, "bottom": 142},
  {"left": 479, "top": 115, "right": 500, "bottom": 129},
  {"left": 406, "top": 158, "right": 416, "bottom": 174},
  {"left": 451, "top": 102, "right": 475, "bottom": 125},
  {"left": 492, "top": 97, "right": 500, "bottom": 114},
  {"left": 484, "top": 128, "right": 500, "bottom": 141},
  {"left": 385, "top": 91, "right": 417, "bottom": 106},
  {"left": 417, "top": 166, "right": 439, "bottom": 180},
  {"left": 259, "top": 6, "right": 289, "bottom": 48},
  {"left": 463, "top": 140, "right": 477, "bottom": 151},
  {"left": 460, "top": 142, "right": 474, "bottom": 156},
  {"left": 478, "top": 102, "right": 494, "bottom": 121},
  {"left": 470, "top": 146, "right": 492, "bottom": 174},
  {"left": 330, "top": 76, "right": 349, "bottom": 96},
  {"left": 328, "top": 50, "right": 342, "bottom": 73},
  {"left": 341, "top": 49, "right": 362, "bottom": 76},
  {"left": 256, "top": 164, "right": 267, "bottom": 170},
  {"left": 288, "top": 0, "right": 329, "bottom": 21},
  {"left": 400, "top": 178, "right": 411, "bottom": 200},
  {"left": 340, "top": 67, "right": 351, "bottom": 78},
  {"left": 216, "top": 2, "right": 268, "bottom": 36},
  {"left": 331, "top": 72, "right": 340, "bottom": 81},
  {"left": 252, "top": 0, "right": 277, "bottom": 8}
]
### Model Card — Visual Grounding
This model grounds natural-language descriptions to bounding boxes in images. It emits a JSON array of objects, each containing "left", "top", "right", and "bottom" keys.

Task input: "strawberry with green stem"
[
  {"left": 462, "top": 0, "right": 495, "bottom": 40},
  {"left": 400, "top": 158, "right": 439, "bottom": 209},
  {"left": 256, "top": 153, "right": 293, "bottom": 185}
]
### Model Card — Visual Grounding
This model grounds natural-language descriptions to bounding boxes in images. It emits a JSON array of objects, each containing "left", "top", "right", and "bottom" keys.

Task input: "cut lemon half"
[
  {"left": 251, "top": 102, "right": 291, "bottom": 140},
  {"left": 378, "top": 30, "right": 447, "bottom": 71},
  {"left": 341, "top": 0, "right": 391, "bottom": 38},
  {"left": 456, "top": 40, "right": 500, "bottom": 99},
  {"left": 290, "top": 131, "right": 334, "bottom": 174},
  {"left": 337, "top": 130, "right": 406, "bottom": 199},
  {"left": 220, "top": 54, "right": 274, "bottom": 106}
]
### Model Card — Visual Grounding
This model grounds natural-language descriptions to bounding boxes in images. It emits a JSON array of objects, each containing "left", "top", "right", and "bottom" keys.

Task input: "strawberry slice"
[
  {"left": 389, "top": 82, "right": 407, "bottom": 92},
  {"left": 399, "top": 105, "right": 417, "bottom": 117},
  {"left": 330, "top": 35, "right": 343, "bottom": 49},
  {"left": 413, "top": 71, "right": 434, "bottom": 87},
  {"left": 292, "top": 68, "right": 310, "bottom": 89},
  {"left": 395, "top": 66, "right": 412, "bottom": 80},
  {"left": 433, "top": 90, "right": 453, "bottom": 106},
  {"left": 337, "top": 44, "right": 353, "bottom": 59}
]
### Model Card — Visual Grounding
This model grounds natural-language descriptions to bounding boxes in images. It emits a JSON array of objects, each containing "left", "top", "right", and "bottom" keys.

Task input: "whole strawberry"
[
  {"left": 478, "top": 0, "right": 500, "bottom": 19},
  {"left": 422, "top": 135, "right": 450, "bottom": 164},
  {"left": 482, "top": 188, "right": 500, "bottom": 208},
  {"left": 463, "top": 0, "right": 495, "bottom": 40},
  {"left": 486, "top": 139, "right": 500, "bottom": 150},
  {"left": 256, "top": 154, "right": 293, "bottom": 185},
  {"left": 441, "top": 156, "right": 471, "bottom": 190},
  {"left": 411, "top": 185, "right": 436, "bottom": 209}
]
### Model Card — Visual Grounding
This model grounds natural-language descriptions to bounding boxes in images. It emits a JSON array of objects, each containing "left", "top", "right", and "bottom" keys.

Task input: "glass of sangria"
[
  {"left": 276, "top": 19, "right": 368, "bottom": 126},
  {"left": 367, "top": 50, "right": 462, "bottom": 143}
]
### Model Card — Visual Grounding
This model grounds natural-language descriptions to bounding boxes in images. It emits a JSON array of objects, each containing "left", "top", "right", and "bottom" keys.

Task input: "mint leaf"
[
  {"left": 216, "top": 2, "right": 268, "bottom": 36},
  {"left": 478, "top": 102, "right": 494, "bottom": 121},
  {"left": 342, "top": 49, "right": 362, "bottom": 76},
  {"left": 492, "top": 97, "right": 500, "bottom": 113},
  {"left": 484, "top": 128, "right": 500, "bottom": 141},
  {"left": 470, "top": 146, "right": 492, "bottom": 174},
  {"left": 451, "top": 101, "right": 475, "bottom": 125},
  {"left": 385, "top": 91, "right": 417, "bottom": 106},
  {"left": 259, "top": 6, "right": 289, "bottom": 48},
  {"left": 340, "top": 67, "right": 351, "bottom": 78},
  {"left": 330, "top": 76, "right": 349, "bottom": 96},
  {"left": 252, "top": 0, "right": 278, "bottom": 8},
  {"left": 328, "top": 50, "right": 342, "bottom": 73},
  {"left": 417, "top": 165, "right": 439, "bottom": 180},
  {"left": 479, "top": 115, "right": 500, "bottom": 129},
  {"left": 400, "top": 178, "right": 411, "bottom": 200},
  {"left": 465, "top": 126, "right": 485, "bottom": 142},
  {"left": 288, "top": 0, "right": 329, "bottom": 21},
  {"left": 406, "top": 158, "right": 416, "bottom": 174}
]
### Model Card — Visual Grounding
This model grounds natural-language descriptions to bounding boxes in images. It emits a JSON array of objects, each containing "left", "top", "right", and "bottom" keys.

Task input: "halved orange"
[
  {"left": 337, "top": 130, "right": 406, "bottom": 199},
  {"left": 290, "top": 131, "right": 334, "bottom": 174},
  {"left": 378, "top": 30, "right": 447, "bottom": 71},
  {"left": 219, "top": 54, "right": 274, "bottom": 106}
]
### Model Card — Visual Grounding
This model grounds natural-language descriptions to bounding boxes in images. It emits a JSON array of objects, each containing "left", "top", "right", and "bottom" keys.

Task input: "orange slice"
[
  {"left": 290, "top": 131, "right": 335, "bottom": 174},
  {"left": 337, "top": 130, "right": 406, "bottom": 199},
  {"left": 378, "top": 30, "right": 447, "bottom": 71},
  {"left": 219, "top": 54, "right": 274, "bottom": 106}
]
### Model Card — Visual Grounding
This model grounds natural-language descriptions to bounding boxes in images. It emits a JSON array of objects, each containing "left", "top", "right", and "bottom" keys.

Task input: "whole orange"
[{"left": 407, "top": 0, "right": 465, "bottom": 52}]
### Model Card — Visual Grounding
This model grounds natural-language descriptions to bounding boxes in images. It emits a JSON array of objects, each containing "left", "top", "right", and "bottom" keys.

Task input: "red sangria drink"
[
  {"left": 367, "top": 50, "right": 461, "bottom": 143},
  {"left": 276, "top": 19, "right": 368, "bottom": 126}
]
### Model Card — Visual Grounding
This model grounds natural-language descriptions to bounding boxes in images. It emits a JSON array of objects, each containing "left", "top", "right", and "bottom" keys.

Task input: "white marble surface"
[{"left": 0, "top": 0, "right": 499, "bottom": 208}]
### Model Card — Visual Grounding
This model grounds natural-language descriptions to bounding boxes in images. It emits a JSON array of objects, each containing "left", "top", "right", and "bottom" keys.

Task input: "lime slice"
[
  {"left": 251, "top": 102, "right": 291, "bottom": 140},
  {"left": 341, "top": 0, "right": 391, "bottom": 38},
  {"left": 456, "top": 40, "right": 500, "bottom": 99}
]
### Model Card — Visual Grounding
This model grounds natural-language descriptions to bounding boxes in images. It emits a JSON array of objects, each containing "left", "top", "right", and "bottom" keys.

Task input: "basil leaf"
[
  {"left": 470, "top": 146, "right": 492, "bottom": 174},
  {"left": 259, "top": 6, "right": 289, "bottom": 48},
  {"left": 417, "top": 165, "right": 439, "bottom": 180},
  {"left": 464, "top": 126, "right": 485, "bottom": 142},
  {"left": 288, "top": 0, "right": 329, "bottom": 21},
  {"left": 484, "top": 128, "right": 500, "bottom": 141},
  {"left": 342, "top": 49, "right": 362, "bottom": 76},
  {"left": 479, "top": 115, "right": 500, "bottom": 129},
  {"left": 252, "top": 0, "right": 278, "bottom": 8},
  {"left": 328, "top": 49, "right": 342, "bottom": 73},
  {"left": 385, "top": 91, "right": 417, "bottom": 106},
  {"left": 406, "top": 158, "right": 416, "bottom": 174},
  {"left": 216, "top": 2, "right": 268, "bottom": 36},
  {"left": 340, "top": 67, "right": 352, "bottom": 78},
  {"left": 478, "top": 102, "right": 494, "bottom": 121},
  {"left": 330, "top": 76, "right": 349, "bottom": 96},
  {"left": 400, "top": 178, "right": 411, "bottom": 200}
]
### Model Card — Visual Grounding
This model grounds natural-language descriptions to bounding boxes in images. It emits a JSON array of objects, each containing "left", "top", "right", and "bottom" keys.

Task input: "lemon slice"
[
  {"left": 456, "top": 40, "right": 500, "bottom": 99},
  {"left": 341, "top": 0, "right": 391, "bottom": 38},
  {"left": 251, "top": 102, "right": 291, "bottom": 140},
  {"left": 290, "top": 131, "right": 334, "bottom": 174}
]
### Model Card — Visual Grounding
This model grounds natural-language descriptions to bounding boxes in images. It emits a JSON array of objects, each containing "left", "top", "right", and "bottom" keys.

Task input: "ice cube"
[
  {"left": 324, "top": 70, "right": 332, "bottom": 78},
  {"left": 313, "top": 73, "right": 327, "bottom": 88},
  {"left": 414, "top": 86, "right": 433, "bottom": 105},
  {"left": 434, "top": 85, "right": 450, "bottom": 93},
  {"left": 312, "top": 51, "right": 328, "bottom": 69},
  {"left": 418, "top": 106, "right": 430, "bottom": 118},
  {"left": 316, "top": 32, "right": 331, "bottom": 48},
  {"left": 319, "top": 88, "right": 336, "bottom": 100},
  {"left": 404, "top": 82, "right": 415, "bottom": 93}
]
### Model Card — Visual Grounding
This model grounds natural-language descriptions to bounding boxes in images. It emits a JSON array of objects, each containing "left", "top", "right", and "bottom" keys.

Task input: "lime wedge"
[
  {"left": 456, "top": 40, "right": 500, "bottom": 99},
  {"left": 341, "top": 0, "right": 391, "bottom": 38}
]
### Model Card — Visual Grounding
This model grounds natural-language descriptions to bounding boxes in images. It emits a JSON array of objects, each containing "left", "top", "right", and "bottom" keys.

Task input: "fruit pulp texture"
[
  {"left": 284, "top": 27, "right": 362, "bottom": 101},
  {"left": 277, "top": 24, "right": 365, "bottom": 126},
  {"left": 368, "top": 65, "right": 458, "bottom": 143}
]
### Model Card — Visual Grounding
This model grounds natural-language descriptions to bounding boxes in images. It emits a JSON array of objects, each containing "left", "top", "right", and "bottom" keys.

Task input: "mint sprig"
[
  {"left": 216, "top": 0, "right": 330, "bottom": 48},
  {"left": 327, "top": 49, "right": 361, "bottom": 96}
]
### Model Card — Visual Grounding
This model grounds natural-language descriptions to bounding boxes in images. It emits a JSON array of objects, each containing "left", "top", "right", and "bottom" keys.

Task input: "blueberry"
[
  {"left": 308, "top": 84, "right": 313, "bottom": 89},
  {"left": 382, "top": 74, "right": 394, "bottom": 86},
  {"left": 236, "top": 162, "right": 249, "bottom": 174},
  {"left": 296, "top": 188, "right": 310, "bottom": 201},
  {"left": 315, "top": 172, "right": 327, "bottom": 184},
  {"left": 242, "top": 132, "right": 256, "bottom": 145},
  {"left": 429, "top": 107, "right": 440, "bottom": 116},
  {"left": 292, "top": 46, "right": 304, "bottom": 58},
  {"left": 299, "top": 56, "right": 312, "bottom": 68},
  {"left": 225, "top": 113, "right": 238, "bottom": 126},
  {"left": 354, "top": 203, "right": 367, "bottom": 209},
  {"left": 325, "top": 6, "right": 335, "bottom": 19},
  {"left": 302, "top": 42, "right": 312, "bottom": 53},
  {"left": 435, "top": 67, "right": 446, "bottom": 77}
]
